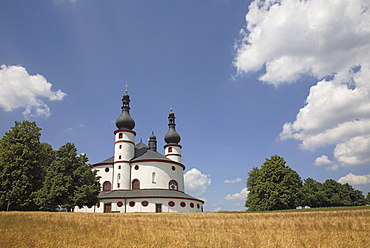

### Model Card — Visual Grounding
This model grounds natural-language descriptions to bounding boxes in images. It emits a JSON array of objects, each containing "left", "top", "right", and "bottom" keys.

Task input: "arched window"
[
  {"left": 152, "top": 172, "right": 156, "bottom": 183},
  {"left": 169, "top": 180, "right": 178, "bottom": 190},
  {"left": 118, "top": 133, "right": 123, "bottom": 139},
  {"left": 102, "top": 181, "right": 111, "bottom": 191},
  {"left": 132, "top": 179, "right": 140, "bottom": 190},
  {"left": 168, "top": 147, "right": 173, "bottom": 153}
]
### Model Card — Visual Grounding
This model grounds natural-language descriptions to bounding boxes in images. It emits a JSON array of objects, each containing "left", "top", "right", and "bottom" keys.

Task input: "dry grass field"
[{"left": 1, "top": 207, "right": 369, "bottom": 247}]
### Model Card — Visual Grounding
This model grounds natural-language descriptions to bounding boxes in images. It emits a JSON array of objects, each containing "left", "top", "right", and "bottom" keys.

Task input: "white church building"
[{"left": 75, "top": 90, "right": 204, "bottom": 213}]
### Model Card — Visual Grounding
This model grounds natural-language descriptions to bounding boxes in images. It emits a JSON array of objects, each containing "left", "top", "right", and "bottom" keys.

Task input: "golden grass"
[{"left": 1, "top": 208, "right": 369, "bottom": 247}]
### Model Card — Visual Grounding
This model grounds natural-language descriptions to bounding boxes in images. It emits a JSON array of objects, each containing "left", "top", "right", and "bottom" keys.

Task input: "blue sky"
[{"left": 1, "top": 0, "right": 369, "bottom": 211}]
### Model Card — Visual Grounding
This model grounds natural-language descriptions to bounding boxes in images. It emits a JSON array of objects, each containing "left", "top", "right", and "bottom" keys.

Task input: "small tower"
[
  {"left": 114, "top": 89, "right": 136, "bottom": 190},
  {"left": 164, "top": 109, "right": 182, "bottom": 163},
  {"left": 148, "top": 130, "right": 157, "bottom": 152}
]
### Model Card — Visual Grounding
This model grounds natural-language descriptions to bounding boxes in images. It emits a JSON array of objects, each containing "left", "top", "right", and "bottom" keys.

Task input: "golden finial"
[{"left": 125, "top": 84, "right": 129, "bottom": 93}]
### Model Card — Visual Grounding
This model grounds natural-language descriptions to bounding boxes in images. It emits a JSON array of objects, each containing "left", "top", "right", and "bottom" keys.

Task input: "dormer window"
[{"left": 169, "top": 180, "right": 178, "bottom": 190}]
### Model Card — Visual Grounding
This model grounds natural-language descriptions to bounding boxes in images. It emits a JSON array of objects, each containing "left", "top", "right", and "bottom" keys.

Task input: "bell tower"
[
  {"left": 114, "top": 88, "right": 136, "bottom": 190},
  {"left": 164, "top": 109, "right": 182, "bottom": 163}
]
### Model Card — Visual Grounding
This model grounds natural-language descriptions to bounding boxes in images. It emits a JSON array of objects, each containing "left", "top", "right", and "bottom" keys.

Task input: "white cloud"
[
  {"left": 314, "top": 155, "right": 332, "bottom": 166},
  {"left": 184, "top": 168, "right": 211, "bottom": 196},
  {"left": 0, "top": 65, "right": 66, "bottom": 117},
  {"left": 234, "top": 0, "right": 370, "bottom": 87},
  {"left": 233, "top": 0, "right": 370, "bottom": 168},
  {"left": 224, "top": 177, "right": 242, "bottom": 184},
  {"left": 225, "top": 188, "right": 249, "bottom": 201},
  {"left": 338, "top": 173, "right": 370, "bottom": 185}
]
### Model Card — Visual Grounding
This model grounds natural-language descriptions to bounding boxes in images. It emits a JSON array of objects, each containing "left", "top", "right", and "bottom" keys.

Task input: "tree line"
[
  {"left": 0, "top": 121, "right": 100, "bottom": 211},
  {"left": 246, "top": 155, "right": 369, "bottom": 211}
]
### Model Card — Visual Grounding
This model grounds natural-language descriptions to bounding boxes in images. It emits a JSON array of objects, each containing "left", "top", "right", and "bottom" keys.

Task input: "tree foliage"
[
  {"left": 246, "top": 155, "right": 302, "bottom": 211},
  {"left": 246, "top": 155, "right": 367, "bottom": 211},
  {"left": 0, "top": 121, "right": 100, "bottom": 211},
  {"left": 301, "top": 179, "right": 367, "bottom": 208},
  {"left": 0, "top": 121, "right": 54, "bottom": 211},
  {"left": 34, "top": 143, "right": 100, "bottom": 211}
]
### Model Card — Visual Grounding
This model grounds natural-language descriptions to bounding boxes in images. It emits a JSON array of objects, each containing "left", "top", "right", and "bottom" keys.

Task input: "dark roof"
[
  {"left": 93, "top": 142, "right": 174, "bottom": 166},
  {"left": 98, "top": 189, "right": 204, "bottom": 203}
]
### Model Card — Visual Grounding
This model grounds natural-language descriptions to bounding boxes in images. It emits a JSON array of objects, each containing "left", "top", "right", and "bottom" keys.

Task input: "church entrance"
[
  {"left": 155, "top": 204, "right": 162, "bottom": 213},
  {"left": 104, "top": 203, "right": 112, "bottom": 213}
]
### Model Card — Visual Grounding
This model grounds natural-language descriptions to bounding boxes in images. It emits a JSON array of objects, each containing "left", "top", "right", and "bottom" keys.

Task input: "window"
[
  {"left": 129, "top": 201, "right": 135, "bottom": 207},
  {"left": 102, "top": 181, "right": 111, "bottom": 191},
  {"left": 97, "top": 203, "right": 100, "bottom": 208},
  {"left": 180, "top": 202, "right": 186, "bottom": 207},
  {"left": 119, "top": 133, "right": 123, "bottom": 139},
  {"left": 119, "top": 145, "right": 122, "bottom": 149},
  {"left": 132, "top": 179, "right": 140, "bottom": 190},
  {"left": 118, "top": 173, "right": 121, "bottom": 180},
  {"left": 152, "top": 172, "right": 156, "bottom": 184},
  {"left": 118, "top": 165, "right": 121, "bottom": 169},
  {"left": 171, "top": 166, "right": 176, "bottom": 171},
  {"left": 134, "top": 165, "right": 139, "bottom": 170},
  {"left": 190, "top": 203, "right": 194, "bottom": 208},
  {"left": 105, "top": 167, "right": 109, "bottom": 172},
  {"left": 168, "top": 147, "right": 173, "bottom": 153},
  {"left": 118, "top": 155, "right": 122, "bottom": 159},
  {"left": 168, "top": 201, "right": 175, "bottom": 207},
  {"left": 117, "top": 201, "right": 123, "bottom": 207},
  {"left": 142, "top": 201, "right": 149, "bottom": 207},
  {"left": 197, "top": 204, "right": 200, "bottom": 209},
  {"left": 169, "top": 180, "right": 178, "bottom": 190}
]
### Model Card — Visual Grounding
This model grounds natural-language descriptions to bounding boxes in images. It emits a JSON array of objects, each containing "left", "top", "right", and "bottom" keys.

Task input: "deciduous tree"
[
  {"left": 0, "top": 121, "right": 54, "bottom": 211},
  {"left": 245, "top": 155, "right": 302, "bottom": 211}
]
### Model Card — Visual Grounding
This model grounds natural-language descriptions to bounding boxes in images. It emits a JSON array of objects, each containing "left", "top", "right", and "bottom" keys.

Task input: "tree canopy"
[
  {"left": 246, "top": 155, "right": 367, "bottom": 211},
  {"left": 246, "top": 155, "right": 302, "bottom": 211},
  {"left": 0, "top": 121, "right": 100, "bottom": 211}
]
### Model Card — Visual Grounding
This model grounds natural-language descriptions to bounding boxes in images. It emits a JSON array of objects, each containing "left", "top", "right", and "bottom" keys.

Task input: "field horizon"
[{"left": 1, "top": 207, "right": 369, "bottom": 247}]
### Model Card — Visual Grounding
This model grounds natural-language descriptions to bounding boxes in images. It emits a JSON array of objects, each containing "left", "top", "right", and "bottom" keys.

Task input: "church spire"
[
  {"left": 148, "top": 129, "right": 157, "bottom": 151},
  {"left": 115, "top": 89, "right": 135, "bottom": 130},
  {"left": 164, "top": 108, "right": 181, "bottom": 144}
]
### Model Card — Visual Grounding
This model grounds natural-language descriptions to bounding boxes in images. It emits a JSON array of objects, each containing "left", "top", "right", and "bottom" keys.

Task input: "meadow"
[{"left": 1, "top": 207, "right": 369, "bottom": 247}]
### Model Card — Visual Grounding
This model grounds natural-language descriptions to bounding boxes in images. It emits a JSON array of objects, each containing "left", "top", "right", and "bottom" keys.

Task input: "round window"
[
  {"left": 134, "top": 165, "right": 139, "bottom": 170},
  {"left": 129, "top": 201, "right": 135, "bottom": 207},
  {"left": 168, "top": 201, "right": 175, "bottom": 207},
  {"left": 172, "top": 166, "right": 176, "bottom": 171},
  {"left": 142, "top": 201, "right": 149, "bottom": 207},
  {"left": 180, "top": 202, "right": 186, "bottom": 207},
  {"left": 190, "top": 203, "right": 194, "bottom": 208},
  {"left": 117, "top": 201, "right": 123, "bottom": 207},
  {"left": 105, "top": 167, "right": 109, "bottom": 172}
]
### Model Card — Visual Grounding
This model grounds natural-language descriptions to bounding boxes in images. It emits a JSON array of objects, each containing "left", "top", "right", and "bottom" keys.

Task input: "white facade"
[{"left": 74, "top": 92, "right": 203, "bottom": 213}]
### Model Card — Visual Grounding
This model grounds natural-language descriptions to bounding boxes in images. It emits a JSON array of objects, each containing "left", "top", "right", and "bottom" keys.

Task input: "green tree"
[
  {"left": 0, "top": 121, "right": 54, "bottom": 211},
  {"left": 366, "top": 192, "right": 370, "bottom": 205},
  {"left": 34, "top": 143, "right": 100, "bottom": 211},
  {"left": 246, "top": 155, "right": 302, "bottom": 211}
]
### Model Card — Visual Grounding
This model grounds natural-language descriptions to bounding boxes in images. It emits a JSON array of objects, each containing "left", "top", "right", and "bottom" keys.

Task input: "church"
[{"left": 75, "top": 90, "right": 204, "bottom": 213}]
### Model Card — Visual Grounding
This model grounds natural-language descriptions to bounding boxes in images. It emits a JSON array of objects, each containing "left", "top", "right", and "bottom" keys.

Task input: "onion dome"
[
  {"left": 148, "top": 130, "right": 157, "bottom": 151},
  {"left": 115, "top": 91, "right": 135, "bottom": 130},
  {"left": 164, "top": 109, "right": 181, "bottom": 144}
]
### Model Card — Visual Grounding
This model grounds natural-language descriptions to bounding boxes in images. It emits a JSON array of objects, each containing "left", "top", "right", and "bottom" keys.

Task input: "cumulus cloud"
[
  {"left": 314, "top": 155, "right": 332, "bottom": 166},
  {"left": 224, "top": 177, "right": 242, "bottom": 184},
  {"left": 234, "top": 0, "right": 370, "bottom": 168},
  {"left": 234, "top": 0, "right": 370, "bottom": 86},
  {"left": 225, "top": 188, "right": 249, "bottom": 201},
  {"left": 0, "top": 65, "right": 66, "bottom": 117},
  {"left": 338, "top": 173, "right": 370, "bottom": 185},
  {"left": 184, "top": 168, "right": 211, "bottom": 196}
]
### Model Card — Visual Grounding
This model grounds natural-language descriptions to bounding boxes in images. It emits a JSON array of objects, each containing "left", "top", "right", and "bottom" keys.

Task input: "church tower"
[
  {"left": 164, "top": 109, "right": 182, "bottom": 163},
  {"left": 114, "top": 90, "right": 136, "bottom": 190}
]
